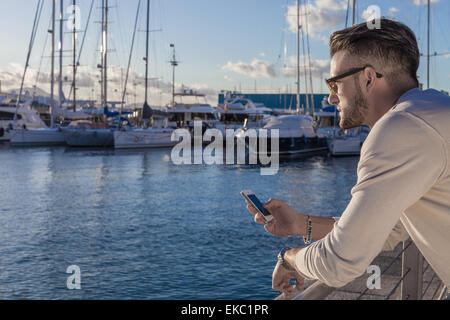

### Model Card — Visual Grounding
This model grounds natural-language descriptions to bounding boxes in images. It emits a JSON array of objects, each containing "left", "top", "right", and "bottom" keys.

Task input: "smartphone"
[{"left": 241, "top": 190, "right": 273, "bottom": 222}]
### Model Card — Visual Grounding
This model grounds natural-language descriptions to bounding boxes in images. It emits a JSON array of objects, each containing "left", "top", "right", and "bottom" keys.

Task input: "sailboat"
[
  {"left": 62, "top": 0, "right": 115, "bottom": 147},
  {"left": 0, "top": 96, "right": 47, "bottom": 142},
  {"left": 235, "top": 0, "right": 327, "bottom": 157},
  {"left": 10, "top": 0, "right": 91, "bottom": 146},
  {"left": 114, "top": 0, "right": 176, "bottom": 149}
]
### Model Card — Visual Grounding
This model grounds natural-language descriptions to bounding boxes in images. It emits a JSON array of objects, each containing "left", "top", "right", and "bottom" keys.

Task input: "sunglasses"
[{"left": 325, "top": 64, "right": 383, "bottom": 95}]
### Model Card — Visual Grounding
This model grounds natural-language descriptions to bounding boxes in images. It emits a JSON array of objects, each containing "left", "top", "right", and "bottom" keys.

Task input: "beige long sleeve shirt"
[{"left": 295, "top": 88, "right": 450, "bottom": 288}]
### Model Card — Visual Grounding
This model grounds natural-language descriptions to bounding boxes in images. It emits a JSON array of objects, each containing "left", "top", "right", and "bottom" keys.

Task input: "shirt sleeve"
[
  {"left": 382, "top": 220, "right": 409, "bottom": 251},
  {"left": 294, "top": 111, "right": 446, "bottom": 287}
]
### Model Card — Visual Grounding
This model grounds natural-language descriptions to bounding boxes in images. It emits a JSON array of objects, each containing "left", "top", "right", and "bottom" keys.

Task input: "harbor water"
[{"left": 0, "top": 144, "right": 358, "bottom": 299}]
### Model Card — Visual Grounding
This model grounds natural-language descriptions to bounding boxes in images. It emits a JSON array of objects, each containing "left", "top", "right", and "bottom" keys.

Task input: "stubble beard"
[{"left": 339, "top": 81, "right": 368, "bottom": 130}]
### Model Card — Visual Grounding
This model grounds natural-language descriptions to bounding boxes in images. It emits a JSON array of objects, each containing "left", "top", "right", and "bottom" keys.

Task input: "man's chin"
[{"left": 339, "top": 119, "right": 361, "bottom": 130}]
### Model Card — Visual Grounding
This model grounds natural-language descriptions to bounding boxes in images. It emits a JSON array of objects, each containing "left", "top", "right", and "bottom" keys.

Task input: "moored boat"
[
  {"left": 62, "top": 120, "right": 114, "bottom": 147},
  {"left": 235, "top": 114, "right": 328, "bottom": 156},
  {"left": 113, "top": 127, "right": 176, "bottom": 149},
  {"left": 10, "top": 127, "right": 66, "bottom": 146}
]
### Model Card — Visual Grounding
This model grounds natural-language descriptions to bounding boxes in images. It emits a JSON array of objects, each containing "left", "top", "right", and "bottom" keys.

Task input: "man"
[{"left": 247, "top": 18, "right": 450, "bottom": 298}]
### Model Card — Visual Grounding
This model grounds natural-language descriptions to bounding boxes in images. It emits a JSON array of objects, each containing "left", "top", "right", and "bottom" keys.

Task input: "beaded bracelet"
[{"left": 303, "top": 215, "right": 313, "bottom": 244}]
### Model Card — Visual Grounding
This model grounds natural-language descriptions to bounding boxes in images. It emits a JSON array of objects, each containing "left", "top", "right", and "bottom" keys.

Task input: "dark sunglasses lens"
[{"left": 327, "top": 81, "right": 337, "bottom": 94}]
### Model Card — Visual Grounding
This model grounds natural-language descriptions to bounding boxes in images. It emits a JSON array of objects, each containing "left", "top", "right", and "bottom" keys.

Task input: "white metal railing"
[{"left": 276, "top": 240, "right": 447, "bottom": 300}]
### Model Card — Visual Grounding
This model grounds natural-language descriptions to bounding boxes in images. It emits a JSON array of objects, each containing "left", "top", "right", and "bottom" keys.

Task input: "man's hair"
[{"left": 329, "top": 18, "right": 419, "bottom": 87}]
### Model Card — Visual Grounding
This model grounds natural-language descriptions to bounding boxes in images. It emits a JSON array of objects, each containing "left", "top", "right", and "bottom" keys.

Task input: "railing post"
[{"left": 401, "top": 240, "right": 423, "bottom": 300}]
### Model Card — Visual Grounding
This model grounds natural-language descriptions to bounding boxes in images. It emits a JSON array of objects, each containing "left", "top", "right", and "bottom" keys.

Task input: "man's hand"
[
  {"left": 272, "top": 261, "right": 304, "bottom": 298},
  {"left": 246, "top": 198, "right": 304, "bottom": 237}
]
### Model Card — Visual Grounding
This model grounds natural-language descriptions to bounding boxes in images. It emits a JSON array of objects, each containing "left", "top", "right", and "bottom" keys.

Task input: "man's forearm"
[
  {"left": 283, "top": 247, "right": 303, "bottom": 271},
  {"left": 295, "top": 214, "right": 335, "bottom": 241}
]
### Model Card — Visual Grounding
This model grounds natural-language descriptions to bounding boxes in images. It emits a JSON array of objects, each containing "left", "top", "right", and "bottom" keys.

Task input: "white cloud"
[
  {"left": 0, "top": 62, "right": 217, "bottom": 106},
  {"left": 412, "top": 0, "right": 440, "bottom": 5},
  {"left": 286, "top": 0, "right": 347, "bottom": 40},
  {"left": 361, "top": 8, "right": 372, "bottom": 21},
  {"left": 389, "top": 7, "right": 399, "bottom": 13},
  {"left": 283, "top": 56, "right": 330, "bottom": 79},
  {"left": 222, "top": 59, "right": 277, "bottom": 79}
]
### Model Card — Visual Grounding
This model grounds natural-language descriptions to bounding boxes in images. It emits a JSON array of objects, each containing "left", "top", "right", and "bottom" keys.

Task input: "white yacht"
[
  {"left": 235, "top": 114, "right": 328, "bottom": 156},
  {"left": 214, "top": 94, "right": 273, "bottom": 134},
  {"left": 315, "top": 100, "right": 369, "bottom": 156},
  {"left": 327, "top": 126, "right": 369, "bottom": 156},
  {"left": 9, "top": 105, "right": 93, "bottom": 146},
  {"left": 113, "top": 105, "right": 178, "bottom": 149},
  {"left": 113, "top": 127, "right": 176, "bottom": 149},
  {"left": 166, "top": 90, "right": 220, "bottom": 130},
  {"left": 0, "top": 97, "right": 47, "bottom": 142}
]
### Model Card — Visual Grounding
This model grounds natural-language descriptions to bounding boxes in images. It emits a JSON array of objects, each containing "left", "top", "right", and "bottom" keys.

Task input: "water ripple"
[{"left": 0, "top": 146, "right": 358, "bottom": 299}]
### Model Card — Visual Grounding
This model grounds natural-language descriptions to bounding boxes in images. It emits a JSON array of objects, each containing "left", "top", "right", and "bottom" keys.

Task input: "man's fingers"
[
  {"left": 294, "top": 276, "right": 304, "bottom": 291},
  {"left": 246, "top": 203, "right": 258, "bottom": 215},
  {"left": 254, "top": 212, "right": 267, "bottom": 225},
  {"left": 263, "top": 198, "right": 284, "bottom": 212},
  {"left": 246, "top": 201, "right": 270, "bottom": 225},
  {"left": 278, "top": 284, "right": 295, "bottom": 298},
  {"left": 263, "top": 220, "right": 275, "bottom": 232}
]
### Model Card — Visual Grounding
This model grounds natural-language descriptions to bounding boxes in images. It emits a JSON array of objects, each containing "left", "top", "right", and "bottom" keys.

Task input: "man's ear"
[{"left": 364, "top": 68, "right": 377, "bottom": 93}]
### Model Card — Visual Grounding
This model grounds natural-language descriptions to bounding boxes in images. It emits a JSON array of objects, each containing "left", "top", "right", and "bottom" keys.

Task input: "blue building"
[{"left": 217, "top": 92, "right": 331, "bottom": 111}]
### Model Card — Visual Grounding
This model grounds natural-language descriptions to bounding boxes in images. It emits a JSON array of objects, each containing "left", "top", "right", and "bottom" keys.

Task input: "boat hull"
[
  {"left": 63, "top": 128, "right": 114, "bottom": 147},
  {"left": 9, "top": 128, "right": 66, "bottom": 146},
  {"left": 328, "top": 137, "right": 362, "bottom": 156},
  {"left": 0, "top": 130, "right": 10, "bottom": 142},
  {"left": 243, "top": 136, "right": 329, "bottom": 156},
  {"left": 114, "top": 129, "right": 177, "bottom": 149}
]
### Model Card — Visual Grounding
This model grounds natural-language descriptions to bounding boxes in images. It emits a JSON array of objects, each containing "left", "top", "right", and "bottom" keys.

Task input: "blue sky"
[{"left": 0, "top": 0, "right": 449, "bottom": 106}]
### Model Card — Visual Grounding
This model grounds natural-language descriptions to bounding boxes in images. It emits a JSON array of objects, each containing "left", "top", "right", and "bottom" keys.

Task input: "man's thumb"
[{"left": 263, "top": 198, "right": 282, "bottom": 211}]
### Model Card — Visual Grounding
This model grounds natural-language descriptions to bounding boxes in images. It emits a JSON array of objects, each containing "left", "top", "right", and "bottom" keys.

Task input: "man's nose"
[{"left": 328, "top": 93, "right": 339, "bottom": 106}]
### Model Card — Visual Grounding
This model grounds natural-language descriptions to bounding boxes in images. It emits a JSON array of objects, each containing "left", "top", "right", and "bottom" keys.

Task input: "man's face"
[{"left": 328, "top": 51, "right": 369, "bottom": 129}]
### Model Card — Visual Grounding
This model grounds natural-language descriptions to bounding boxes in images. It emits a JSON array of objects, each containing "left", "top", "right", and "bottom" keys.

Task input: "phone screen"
[{"left": 246, "top": 194, "right": 267, "bottom": 216}]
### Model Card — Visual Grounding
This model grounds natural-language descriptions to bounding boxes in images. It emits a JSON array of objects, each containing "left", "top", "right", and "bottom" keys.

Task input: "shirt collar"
[{"left": 396, "top": 87, "right": 421, "bottom": 105}]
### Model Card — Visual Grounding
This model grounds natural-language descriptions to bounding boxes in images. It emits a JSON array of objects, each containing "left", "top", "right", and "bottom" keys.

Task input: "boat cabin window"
[
  {"left": 220, "top": 113, "right": 248, "bottom": 124},
  {"left": 191, "top": 112, "right": 217, "bottom": 120},
  {"left": 0, "top": 111, "right": 22, "bottom": 120},
  {"left": 317, "top": 116, "right": 334, "bottom": 127},
  {"left": 233, "top": 100, "right": 248, "bottom": 106}
]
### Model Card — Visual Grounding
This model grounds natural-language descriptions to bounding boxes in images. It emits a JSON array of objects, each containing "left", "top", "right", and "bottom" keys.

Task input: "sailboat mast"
[
  {"left": 100, "top": 0, "right": 104, "bottom": 107},
  {"left": 72, "top": 0, "right": 76, "bottom": 112},
  {"left": 59, "top": 0, "right": 63, "bottom": 109},
  {"left": 352, "top": 0, "right": 356, "bottom": 25},
  {"left": 299, "top": 6, "right": 310, "bottom": 114},
  {"left": 14, "top": 0, "right": 43, "bottom": 123},
  {"left": 305, "top": 0, "right": 314, "bottom": 117},
  {"left": 296, "top": 0, "right": 300, "bottom": 113},
  {"left": 121, "top": 0, "right": 141, "bottom": 109},
  {"left": 144, "top": 0, "right": 150, "bottom": 104},
  {"left": 170, "top": 44, "right": 178, "bottom": 107},
  {"left": 299, "top": 9, "right": 309, "bottom": 115},
  {"left": 427, "top": 0, "right": 430, "bottom": 89},
  {"left": 171, "top": 47, "right": 175, "bottom": 106},
  {"left": 50, "top": 0, "right": 55, "bottom": 127},
  {"left": 104, "top": 0, "right": 109, "bottom": 107}
]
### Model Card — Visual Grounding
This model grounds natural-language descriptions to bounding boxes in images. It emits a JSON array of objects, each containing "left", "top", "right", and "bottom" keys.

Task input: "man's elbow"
[{"left": 299, "top": 250, "right": 368, "bottom": 288}]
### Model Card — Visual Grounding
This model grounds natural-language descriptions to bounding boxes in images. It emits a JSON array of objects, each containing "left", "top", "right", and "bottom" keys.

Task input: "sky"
[{"left": 0, "top": 0, "right": 449, "bottom": 107}]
